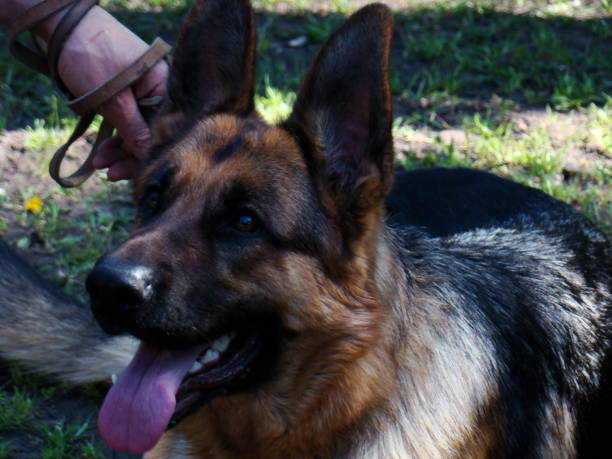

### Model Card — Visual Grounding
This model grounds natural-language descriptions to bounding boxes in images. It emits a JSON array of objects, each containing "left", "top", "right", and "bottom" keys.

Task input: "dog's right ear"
[{"left": 153, "top": 0, "right": 256, "bottom": 139}]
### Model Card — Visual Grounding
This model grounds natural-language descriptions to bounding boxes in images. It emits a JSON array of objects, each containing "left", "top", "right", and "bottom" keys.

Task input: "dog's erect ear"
[
  {"left": 164, "top": 0, "right": 256, "bottom": 119},
  {"left": 284, "top": 4, "right": 393, "bottom": 211}
]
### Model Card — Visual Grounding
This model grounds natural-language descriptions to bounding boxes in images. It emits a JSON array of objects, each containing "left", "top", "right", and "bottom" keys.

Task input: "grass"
[
  {"left": 39, "top": 421, "right": 93, "bottom": 458},
  {"left": 255, "top": 83, "right": 296, "bottom": 123},
  {"left": 0, "top": 387, "right": 91, "bottom": 456},
  {"left": 15, "top": 183, "right": 132, "bottom": 298},
  {"left": 0, "top": 365, "right": 107, "bottom": 457},
  {"left": 394, "top": 4, "right": 611, "bottom": 119},
  {"left": 395, "top": 98, "right": 611, "bottom": 233},
  {"left": 0, "top": 442, "right": 14, "bottom": 459},
  {"left": 0, "top": 389, "right": 34, "bottom": 430},
  {"left": 0, "top": 0, "right": 610, "bottom": 456}
]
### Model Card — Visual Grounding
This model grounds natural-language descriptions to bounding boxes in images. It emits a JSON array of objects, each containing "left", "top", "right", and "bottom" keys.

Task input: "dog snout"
[{"left": 86, "top": 256, "right": 157, "bottom": 334}]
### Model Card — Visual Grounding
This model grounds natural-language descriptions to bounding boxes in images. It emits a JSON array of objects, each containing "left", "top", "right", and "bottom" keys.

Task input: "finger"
[
  {"left": 107, "top": 157, "right": 140, "bottom": 181},
  {"left": 99, "top": 89, "right": 153, "bottom": 160},
  {"left": 133, "top": 60, "right": 169, "bottom": 100},
  {"left": 94, "top": 147, "right": 129, "bottom": 170},
  {"left": 93, "top": 136, "right": 126, "bottom": 169},
  {"left": 98, "top": 134, "right": 123, "bottom": 150}
]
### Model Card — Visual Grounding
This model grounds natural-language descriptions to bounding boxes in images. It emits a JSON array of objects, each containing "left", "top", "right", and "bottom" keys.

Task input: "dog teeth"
[
  {"left": 212, "top": 334, "right": 232, "bottom": 353},
  {"left": 188, "top": 334, "right": 233, "bottom": 375},
  {"left": 190, "top": 360, "right": 203, "bottom": 373},
  {"left": 202, "top": 348, "right": 220, "bottom": 365}
]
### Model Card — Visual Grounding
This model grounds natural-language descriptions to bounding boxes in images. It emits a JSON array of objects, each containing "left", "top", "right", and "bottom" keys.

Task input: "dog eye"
[
  {"left": 140, "top": 189, "right": 164, "bottom": 221},
  {"left": 144, "top": 191, "right": 161, "bottom": 211},
  {"left": 232, "top": 212, "right": 259, "bottom": 232}
]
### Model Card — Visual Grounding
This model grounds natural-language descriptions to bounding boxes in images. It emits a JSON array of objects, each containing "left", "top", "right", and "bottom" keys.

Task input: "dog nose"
[
  {"left": 87, "top": 259, "right": 156, "bottom": 307},
  {"left": 86, "top": 257, "right": 157, "bottom": 334}
]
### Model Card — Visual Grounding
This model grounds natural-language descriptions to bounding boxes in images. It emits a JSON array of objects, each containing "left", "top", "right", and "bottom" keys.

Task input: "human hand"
[{"left": 42, "top": 6, "right": 169, "bottom": 180}]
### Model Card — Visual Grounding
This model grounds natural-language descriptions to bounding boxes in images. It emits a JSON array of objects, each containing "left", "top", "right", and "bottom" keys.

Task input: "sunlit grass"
[{"left": 255, "top": 84, "right": 296, "bottom": 123}]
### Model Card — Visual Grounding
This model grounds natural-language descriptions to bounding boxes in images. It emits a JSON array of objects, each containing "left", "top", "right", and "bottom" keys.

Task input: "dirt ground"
[{"left": 0, "top": 131, "right": 126, "bottom": 260}]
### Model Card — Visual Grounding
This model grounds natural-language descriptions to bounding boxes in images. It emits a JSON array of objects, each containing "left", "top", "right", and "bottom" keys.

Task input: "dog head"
[{"left": 87, "top": 0, "right": 394, "bottom": 454}]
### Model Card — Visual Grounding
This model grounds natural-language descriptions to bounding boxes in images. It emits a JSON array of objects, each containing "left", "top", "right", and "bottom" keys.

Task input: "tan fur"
[{"left": 0, "top": 260, "right": 136, "bottom": 383}]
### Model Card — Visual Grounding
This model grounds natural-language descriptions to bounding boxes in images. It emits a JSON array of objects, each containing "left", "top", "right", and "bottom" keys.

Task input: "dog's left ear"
[{"left": 284, "top": 4, "right": 393, "bottom": 213}]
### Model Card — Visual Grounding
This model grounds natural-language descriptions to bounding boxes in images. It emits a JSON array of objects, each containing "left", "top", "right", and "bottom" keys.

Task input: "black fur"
[{"left": 387, "top": 167, "right": 611, "bottom": 457}]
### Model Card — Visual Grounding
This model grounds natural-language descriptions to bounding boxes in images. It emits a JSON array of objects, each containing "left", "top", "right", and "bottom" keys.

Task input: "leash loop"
[
  {"left": 48, "top": 39, "right": 171, "bottom": 187},
  {"left": 6, "top": 0, "right": 171, "bottom": 187}
]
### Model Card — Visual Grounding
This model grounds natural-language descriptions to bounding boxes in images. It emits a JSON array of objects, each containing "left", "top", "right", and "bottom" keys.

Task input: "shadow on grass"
[{"left": 0, "top": 3, "right": 610, "bottom": 130}]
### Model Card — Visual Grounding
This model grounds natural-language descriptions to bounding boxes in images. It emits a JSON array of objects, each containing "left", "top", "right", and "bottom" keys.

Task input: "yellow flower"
[{"left": 24, "top": 195, "right": 43, "bottom": 213}]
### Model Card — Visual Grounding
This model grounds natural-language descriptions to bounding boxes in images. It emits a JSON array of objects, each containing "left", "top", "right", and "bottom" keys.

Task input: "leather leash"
[{"left": 7, "top": 0, "right": 171, "bottom": 187}]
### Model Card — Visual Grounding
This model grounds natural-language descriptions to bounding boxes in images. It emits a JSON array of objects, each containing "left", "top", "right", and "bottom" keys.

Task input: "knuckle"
[{"left": 126, "top": 129, "right": 153, "bottom": 156}]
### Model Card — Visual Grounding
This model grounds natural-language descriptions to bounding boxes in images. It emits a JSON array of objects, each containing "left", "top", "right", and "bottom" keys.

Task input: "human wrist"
[
  {"left": 32, "top": 3, "right": 73, "bottom": 41},
  {"left": 34, "top": 3, "right": 109, "bottom": 43},
  {"left": 1, "top": 0, "right": 44, "bottom": 24},
  {"left": 3, "top": 1, "right": 107, "bottom": 46},
  {"left": 56, "top": 5, "right": 150, "bottom": 98},
  {"left": 1, "top": 0, "right": 82, "bottom": 41}
]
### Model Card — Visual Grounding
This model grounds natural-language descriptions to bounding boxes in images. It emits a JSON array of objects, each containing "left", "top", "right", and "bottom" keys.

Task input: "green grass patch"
[
  {"left": 0, "top": 441, "right": 15, "bottom": 459},
  {"left": 15, "top": 182, "right": 132, "bottom": 298},
  {"left": 255, "top": 83, "right": 296, "bottom": 123},
  {"left": 0, "top": 372, "right": 108, "bottom": 457},
  {"left": 39, "top": 420, "right": 94, "bottom": 459},
  {"left": 0, "top": 389, "right": 34, "bottom": 431},
  {"left": 587, "top": 98, "right": 612, "bottom": 152},
  {"left": 396, "top": 4, "right": 610, "bottom": 118},
  {"left": 397, "top": 99, "right": 611, "bottom": 233},
  {"left": 8, "top": 366, "right": 49, "bottom": 392}
]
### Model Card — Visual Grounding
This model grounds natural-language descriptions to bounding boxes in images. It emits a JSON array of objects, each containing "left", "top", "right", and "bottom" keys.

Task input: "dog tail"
[{"left": 0, "top": 239, "right": 136, "bottom": 384}]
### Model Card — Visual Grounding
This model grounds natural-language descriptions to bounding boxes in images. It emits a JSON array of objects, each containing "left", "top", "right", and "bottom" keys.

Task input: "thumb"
[{"left": 99, "top": 88, "right": 153, "bottom": 160}]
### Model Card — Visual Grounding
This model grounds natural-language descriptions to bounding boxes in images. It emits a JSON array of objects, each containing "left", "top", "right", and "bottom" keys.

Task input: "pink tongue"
[{"left": 98, "top": 342, "right": 204, "bottom": 453}]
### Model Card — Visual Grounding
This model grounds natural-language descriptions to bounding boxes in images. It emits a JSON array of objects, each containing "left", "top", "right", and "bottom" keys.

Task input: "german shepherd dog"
[{"left": 1, "top": 1, "right": 610, "bottom": 457}]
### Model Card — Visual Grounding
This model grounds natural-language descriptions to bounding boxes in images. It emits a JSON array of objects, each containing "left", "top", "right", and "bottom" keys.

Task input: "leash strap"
[
  {"left": 47, "top": 0, "right": 98, "bottom": 95},
  {"left": 7, "top": 0, "right": 78, "bottom": 76},
  {"left": 7, "top": 0, "right": 171, "bottom": 187},
  {"left": 49, "top": 39, "right": 171, "bottom": 187}
]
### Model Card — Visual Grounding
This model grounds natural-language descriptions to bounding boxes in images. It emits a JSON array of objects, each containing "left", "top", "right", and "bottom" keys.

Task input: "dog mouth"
[
  {"left": 97, "top": 325, "right": 279, "bottom": 454},
  {"left": 173, "top": 331, "right": 263, "bottom": 424}
]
